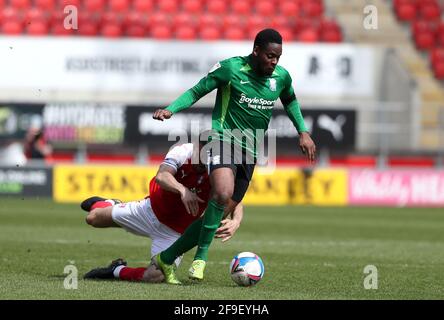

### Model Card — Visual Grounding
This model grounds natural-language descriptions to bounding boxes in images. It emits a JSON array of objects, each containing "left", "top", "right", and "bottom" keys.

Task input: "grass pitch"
[{"left": 0, "top": 198, "right": 443, "bottom": 300}]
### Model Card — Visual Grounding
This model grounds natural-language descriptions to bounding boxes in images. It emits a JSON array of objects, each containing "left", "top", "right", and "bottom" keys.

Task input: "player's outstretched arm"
[
  {"left": 280, "top": 74, "right": 316, "bottom": 163},
  {"left": 155, "top": 164, "right": 204, "bottom": 216},
  {"left": 153, "top": 60, "right": 231, "bottom": 122}
]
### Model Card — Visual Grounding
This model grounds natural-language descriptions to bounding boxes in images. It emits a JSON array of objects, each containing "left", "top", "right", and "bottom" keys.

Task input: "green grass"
[{"left": 1, "top": 198, "right": 444, "bottom": 299}]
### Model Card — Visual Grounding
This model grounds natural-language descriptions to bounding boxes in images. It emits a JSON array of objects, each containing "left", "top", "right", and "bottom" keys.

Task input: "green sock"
[
  {"left": 194, "top": 199, "right": 225, "bottom": 261},
  {"left": 160, "top": 218, "right": 203, "bottom": 265}
]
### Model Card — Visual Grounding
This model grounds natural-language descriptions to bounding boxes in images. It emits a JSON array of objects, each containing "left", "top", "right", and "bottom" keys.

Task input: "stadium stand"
[
  {"left": 0, "top": 0, "right": 343, "bottom": 42},
  {"left": 324, "top": 0, "right": 444, "bottom": 151},
  {"left": 1, "top": 0, "right": 443, "bottom": 167}
]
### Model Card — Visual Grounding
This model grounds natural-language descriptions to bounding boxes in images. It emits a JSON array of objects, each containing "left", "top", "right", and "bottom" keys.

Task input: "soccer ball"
[{"left": 229, "top": 252, "right": 264, "bottom": 287}]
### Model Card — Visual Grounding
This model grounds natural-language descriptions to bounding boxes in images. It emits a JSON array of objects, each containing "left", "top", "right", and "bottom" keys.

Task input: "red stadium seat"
[
  {"left": 248, "top": 27, "right": 263, "bottom": 40},
  {"left": 9, "top": 0, "right": 30, "bottom": 10},
  {"left": 59, "top": 0, "right": 81, "bottom": 7},
  {"left": 132, "top": 0, "right": 154, "bottom": 12},
  {"left": 35, "top": 0, "right": 55, "bottom": 10},
  {"left": 430, "top": 47, "right": 444, "bottom": 67},
  {"left": 100, "top": 11, "right": 121, "bottom": 25},
  {"left": 199, "top": 25, "right": 221, "bottom": 40},
  {"left": 51, "top": 23, "right": 73, "bottom": 35},
  {"left": 297, "top": 28, "right": 320, "bottom": 42},
  {"left": 123, "top": 11, "right": 147, "bottom": 28},
  {"left": 322, "top": 29, "right": 342, "bottom": 42},
  {"left": 158, "top": 0, "right": 178, "bottom": 14},
  {"left": 320, "top": 18, "right": 341, "bottom": 34},
  {"left": 222, "top": 14, "right": 244, "bottom": 30},
  {"left": 182, "top": 0, "right": 202, "bottom": 14},
  {"left": 435, "top": 32, "right": 444, "bottom": 47},
  {"left": 109, "top": 0, "right": 130, "bottom": 12},
  {"left": 26, "top": 20, "right": 48, "bottom": 35},
  {"left": 207, "top": 0, "right": 227, "bottom": 15},
  {"left": 76, "top": 22, "right": 99, "bottom": 36},
  {"left": 84, "top": 0, "right": 105, "bottom": 13},
  {"left": 149, "top": 12, "right": 169, "bottom": 29},
  {"left": 126, "top": 24, "right": 146, "bottom": 37},
  {"left": 270, "top": 16, "right": 290, "bottom": 30},
  {"left": 231, "top": 0, "right": 250, "bottom": 15},
  {"left": 151, "top": 24, "right": 172, "bottom": 39},
  {"left": 396, "top": 3, "right": 416, "bottom": 21},
  {"left": 101, "top": 23, "right": 123, "bottom": 38},
  {"left": 246, "top": 15, "right": 267, "bottom": 31},
  {"left": 436, "top": 21, "right": 444, "bottom": 35},
  {"left": 279, "top": 27, "right": 293, "bottom": 41},
  {"left": 279, "top": 0, "right": 300, "bottom": 17},
  {"left": 433, "top": 60, "right": 444, "bottom": 79},
  {"left": 411, "top": 20, "right": 435, "bottom": 37},
  {"left": 198, "top": 13, "right": 220, "bottom": 29},
  {"left": 173, "top": 12, "right": 195, "bottom": 28},
  {"left": 414, "top": 31, "right": 435, "bottom": 50},
  {"left": 294, "top": 17, "right": 312, "bottom": 34},
  {"left": 303, "top": 1, "right": 323, "bottom": 18},
  {"left": 25, "top": 8, "right": 48, "bottom": 23},
  {"left": 255, "top": 1, "right": 275, "bottom": 16},
  {"left": 2, "top": 20, "right": 23, "bottom": 34},
  {"left": 78, "top": 11, "right": 99, "bottom": 25},
  {"left": 419, "top": 3, "right": 441, "bottom": 21},
  {"left": 176, "top": 25, "right": 196, "bottom": 40},
  {"left": 224, "top": 27, "right": 245, "bottom": 40}
]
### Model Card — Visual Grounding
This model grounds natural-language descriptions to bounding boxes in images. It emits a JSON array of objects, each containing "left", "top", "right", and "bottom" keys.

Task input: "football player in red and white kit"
[{"left": 81, "top": 141, "right": 243, "bottom": 283}]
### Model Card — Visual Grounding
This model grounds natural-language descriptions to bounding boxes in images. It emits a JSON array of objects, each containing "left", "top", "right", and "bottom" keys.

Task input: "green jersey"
[{"left": 166, "top": 55, "right": 307, "bottom": 157}]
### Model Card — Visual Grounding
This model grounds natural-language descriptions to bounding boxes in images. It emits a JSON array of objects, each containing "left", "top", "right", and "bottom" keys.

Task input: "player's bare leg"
[
  {"left": 84, "top": 259, "right": 165, "bottom": 283},
  {"left": 85, "top": 207, "right": 120, "bottom": 228},
  {"left": 108, "top": 261, "right": 165, "bottom": 283}
]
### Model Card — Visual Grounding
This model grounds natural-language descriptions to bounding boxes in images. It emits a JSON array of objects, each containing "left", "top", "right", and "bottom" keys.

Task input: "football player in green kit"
[{"left": 152, "top": 28, "right": 316, "bottom": 284}]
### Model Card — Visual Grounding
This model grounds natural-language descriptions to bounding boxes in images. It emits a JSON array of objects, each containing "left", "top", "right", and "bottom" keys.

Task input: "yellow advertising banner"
[
  {"left": 242, "top": 168, "right": 348, "bottom": 206},
  {"left": 54, "top": 165, "right": 157, "bottom": 203},
  {"left": 288, "top": 169, "right": 348, "bottom": 206},
  {"left": 53, "top": 165, "right": 347, "bottom": 206}
]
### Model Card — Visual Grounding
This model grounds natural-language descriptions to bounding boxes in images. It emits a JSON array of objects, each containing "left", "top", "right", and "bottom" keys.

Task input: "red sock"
[
  {"left": 119, "top": 267, "right": 146, "bottom": 281},
  {"left": 91, "top": 201, "right": 112, "bottom": 211}
]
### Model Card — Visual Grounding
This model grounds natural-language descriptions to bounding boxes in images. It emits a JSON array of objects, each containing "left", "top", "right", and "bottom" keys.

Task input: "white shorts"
[{"left": 111, "top": 198, "right": 183, "bottom": 266}]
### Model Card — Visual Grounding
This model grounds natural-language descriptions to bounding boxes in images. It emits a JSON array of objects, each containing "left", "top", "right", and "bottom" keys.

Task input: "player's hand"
[
  {"left": 180, "top": 188, "right": 205, "bottom": 216},
  {"left": 215, "top": 219, "right": 240, "bottom": 242},
  {"left": 153, "top": 109, "right": 173, "bottom": 121},
  {"left": 299, "top": 131, "right": 316, "bottom": 163}
]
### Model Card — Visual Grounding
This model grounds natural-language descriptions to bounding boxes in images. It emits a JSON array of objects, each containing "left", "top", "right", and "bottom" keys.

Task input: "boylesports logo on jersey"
[{"left": 239, "top": 93, "right": 276, "bottom": 110}]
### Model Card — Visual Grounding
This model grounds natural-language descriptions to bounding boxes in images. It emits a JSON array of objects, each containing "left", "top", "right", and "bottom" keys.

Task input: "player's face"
[{"left": 253, "top": 43, "right": 282, "bottom": 76}]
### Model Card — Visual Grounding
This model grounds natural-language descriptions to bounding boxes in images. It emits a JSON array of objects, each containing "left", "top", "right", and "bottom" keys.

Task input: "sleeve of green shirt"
[
  {"left": 166, "top": 60, "right": 232, "bottom": 114},
  {"left": 280, "top": 70, "right": 308, "bottom": 134}
]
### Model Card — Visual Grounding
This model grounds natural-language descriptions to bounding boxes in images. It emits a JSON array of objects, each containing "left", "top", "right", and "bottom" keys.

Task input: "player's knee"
[
  {"left": 85, "top": 210, "right": 99, "bottom": 227},
  {"left": 212, "top": 191, "right": 232, "bottom": 206}
]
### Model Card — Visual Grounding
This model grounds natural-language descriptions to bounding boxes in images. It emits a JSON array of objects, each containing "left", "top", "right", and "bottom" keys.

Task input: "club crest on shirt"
[
  {"left": 208, "top": 62, "right": 221, "bottom": 74},
  {"left": 268, "top": 78, "right": 277, "bottom": 91}
]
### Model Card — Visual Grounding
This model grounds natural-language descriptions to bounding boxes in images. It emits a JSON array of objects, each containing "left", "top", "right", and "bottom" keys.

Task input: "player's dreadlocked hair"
[{"left": 254, "top": 29, "right": 282, "bottom": 49}]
